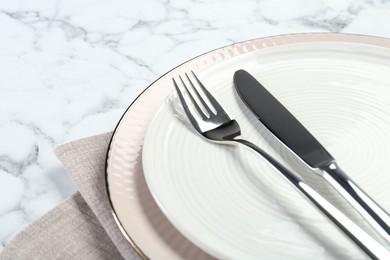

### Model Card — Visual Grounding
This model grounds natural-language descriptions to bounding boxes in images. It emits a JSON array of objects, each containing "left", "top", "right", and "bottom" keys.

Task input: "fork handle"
[{"left": 234, "top": 139, "right": 390, "bottom": 259}]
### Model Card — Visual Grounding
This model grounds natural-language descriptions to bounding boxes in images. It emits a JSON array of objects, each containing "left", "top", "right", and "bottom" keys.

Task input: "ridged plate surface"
[
  {"left": 142, "top": 37, "right": 390, "bottom": 259},
  {"left": 106, "top": 34, "right": 390, "bottom": 259}
]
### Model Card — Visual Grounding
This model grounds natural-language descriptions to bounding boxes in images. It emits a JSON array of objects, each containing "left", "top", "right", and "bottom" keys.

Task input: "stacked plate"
[{"left": 105, "top": 33, "right": 390, "bottom": 259}]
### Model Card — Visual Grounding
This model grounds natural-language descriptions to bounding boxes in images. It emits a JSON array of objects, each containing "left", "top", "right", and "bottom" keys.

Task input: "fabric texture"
[{"left": 0, "top": 133, "right": 139, "bottom": 260}]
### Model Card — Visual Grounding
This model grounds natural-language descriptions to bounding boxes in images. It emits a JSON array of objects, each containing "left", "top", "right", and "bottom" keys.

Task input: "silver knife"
[{"left": 234, "top": 69, "right": 390, "bottom": 244}]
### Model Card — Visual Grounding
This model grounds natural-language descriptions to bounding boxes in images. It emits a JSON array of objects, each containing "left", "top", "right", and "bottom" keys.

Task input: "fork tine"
[
  {"left": 173, "top": 78, "right": 205, "bottom": 131},
  {"left": 178, "top": 75, "right": 208, "bottom": 120},
  {"left": 191, "top": 71, "right": 231, "bottom": 120},
  {"left": 185, "top": 73, "right": 214, "bottom": 116}
]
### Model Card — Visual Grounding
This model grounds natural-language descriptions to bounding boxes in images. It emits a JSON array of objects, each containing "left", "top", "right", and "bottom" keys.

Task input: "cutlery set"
[{"left": 174, "top": 70, "right": 390, "bottom": 259}]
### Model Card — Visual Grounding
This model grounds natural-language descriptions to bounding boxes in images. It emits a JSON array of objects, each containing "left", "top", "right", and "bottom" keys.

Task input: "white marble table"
[{"left": 1, "top": 0, "right": 390, "bottom": 252}]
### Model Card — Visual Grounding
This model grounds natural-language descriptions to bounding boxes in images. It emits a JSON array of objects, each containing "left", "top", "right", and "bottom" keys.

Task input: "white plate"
[
  {"left": 142, "top": 36, "right": 390, "bottom": 259},
  {"left": 106, "top": 34, "right": 390, "bottom": 259}
]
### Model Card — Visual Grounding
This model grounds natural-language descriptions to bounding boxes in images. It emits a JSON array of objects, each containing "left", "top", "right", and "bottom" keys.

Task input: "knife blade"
[{"left": 234, "top": 69, "right": 390, "bottom": 244}]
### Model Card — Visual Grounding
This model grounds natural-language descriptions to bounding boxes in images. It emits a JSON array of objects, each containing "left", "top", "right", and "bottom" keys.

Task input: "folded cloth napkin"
[{"left": 0, "top": 133, "right": 140, "bottom": 260}]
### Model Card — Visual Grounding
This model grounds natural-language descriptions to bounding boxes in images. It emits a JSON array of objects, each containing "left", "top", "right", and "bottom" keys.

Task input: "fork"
[{"left": 173, "top": 71, "right": 390, "bottom": 259}]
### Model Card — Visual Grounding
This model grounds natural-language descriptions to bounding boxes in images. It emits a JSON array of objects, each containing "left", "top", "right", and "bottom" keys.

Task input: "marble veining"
[{"left": 1, "top": 0, "right": 390, "bottom": 251}]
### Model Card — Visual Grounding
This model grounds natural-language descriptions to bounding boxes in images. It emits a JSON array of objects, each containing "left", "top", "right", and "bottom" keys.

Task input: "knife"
[{"left": 233, "top": 69, "right": 390, "bottom": 243}]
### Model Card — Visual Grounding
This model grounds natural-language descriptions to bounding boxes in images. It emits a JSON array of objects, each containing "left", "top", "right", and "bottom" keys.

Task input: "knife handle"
[
  {"left": 235, "top": 139, "right": 390, "bottom": 259},
  {"left": 320, "top": 163, "right": 390, "bottom": 244}
]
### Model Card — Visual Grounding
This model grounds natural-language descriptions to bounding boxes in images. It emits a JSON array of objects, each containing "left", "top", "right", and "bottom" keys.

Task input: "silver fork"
[{"left": 173, "top": 71, "right": 390, "bottom": 260}]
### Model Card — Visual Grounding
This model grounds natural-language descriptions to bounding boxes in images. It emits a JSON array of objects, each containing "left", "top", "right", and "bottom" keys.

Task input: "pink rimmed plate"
[{"left": 106, "top": 33, "right": 390, "bottom": 259}]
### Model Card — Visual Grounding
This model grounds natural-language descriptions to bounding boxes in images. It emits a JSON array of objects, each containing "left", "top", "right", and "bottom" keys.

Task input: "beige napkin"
[{"left": 0, "top": 133, "right": 140, "bottom": 260}]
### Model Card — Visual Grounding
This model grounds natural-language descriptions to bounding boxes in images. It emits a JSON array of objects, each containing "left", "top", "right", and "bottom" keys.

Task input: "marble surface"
[{"left": 1, "top": 0, "right": 390, "bottom": 252}]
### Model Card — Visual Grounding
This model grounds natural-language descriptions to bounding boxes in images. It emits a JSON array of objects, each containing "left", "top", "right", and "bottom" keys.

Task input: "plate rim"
[{"left": 105, "top": 32, "right": 390, "bottom": 259}]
